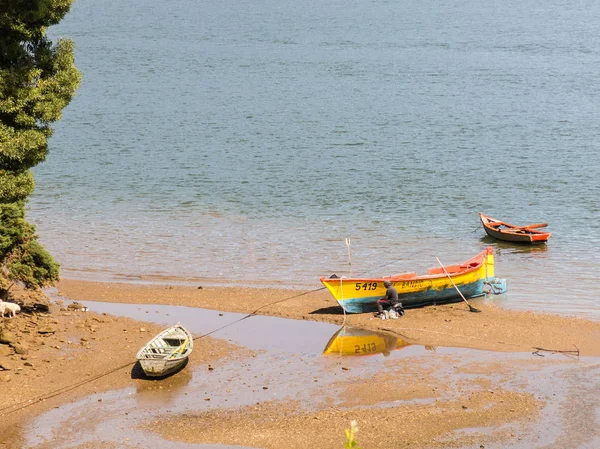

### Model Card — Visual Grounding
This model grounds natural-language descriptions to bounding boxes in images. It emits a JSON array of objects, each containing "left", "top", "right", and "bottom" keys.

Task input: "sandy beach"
[
  {"left": 5, "top": 1, "right": 600, "bottom": 448},
  {"left": 1, "top": 280, "right": 599, "bottom": 448}
]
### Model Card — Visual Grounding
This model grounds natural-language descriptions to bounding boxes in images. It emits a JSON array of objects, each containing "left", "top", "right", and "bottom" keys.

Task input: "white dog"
[{"left": 0, "top": 301, "right": 21, "bottom": 318}]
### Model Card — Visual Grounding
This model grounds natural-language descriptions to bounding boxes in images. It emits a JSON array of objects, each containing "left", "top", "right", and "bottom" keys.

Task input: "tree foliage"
[{"left": 0, "top": 0, "right": 80, "bottom": 296}]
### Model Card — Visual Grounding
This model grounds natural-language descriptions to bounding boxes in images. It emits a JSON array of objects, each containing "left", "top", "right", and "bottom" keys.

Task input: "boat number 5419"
[{"left": 355, "top": 282, "right": 377, "bottom": 291}]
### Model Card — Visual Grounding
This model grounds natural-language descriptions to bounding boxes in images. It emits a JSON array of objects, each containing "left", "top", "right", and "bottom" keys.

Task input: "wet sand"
[
  {"left": 0, "top": 279, "right": 599, "bottom": 448},
  {"left": 57, "top": 279, "right": 600, "bottom": 356}
]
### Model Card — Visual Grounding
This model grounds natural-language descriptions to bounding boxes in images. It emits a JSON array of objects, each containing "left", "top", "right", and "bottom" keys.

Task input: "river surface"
[{"left": 31, "top": 0, "right": 600, "bottom": 318}]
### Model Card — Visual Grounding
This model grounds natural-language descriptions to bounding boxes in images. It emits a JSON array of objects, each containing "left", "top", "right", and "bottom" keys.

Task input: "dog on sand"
[{"left": 0, "top": 300, "right": 21, "bottom": 318}]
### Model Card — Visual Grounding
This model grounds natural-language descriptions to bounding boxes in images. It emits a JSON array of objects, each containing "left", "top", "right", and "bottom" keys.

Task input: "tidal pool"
[{"left": 23, "top": 300, "right": 599, "bottom": 449}]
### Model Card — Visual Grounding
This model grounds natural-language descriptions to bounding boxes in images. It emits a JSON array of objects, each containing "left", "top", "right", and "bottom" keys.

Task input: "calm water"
[{"left": 31, "top": 0, "right": 599, "bottom": 318}]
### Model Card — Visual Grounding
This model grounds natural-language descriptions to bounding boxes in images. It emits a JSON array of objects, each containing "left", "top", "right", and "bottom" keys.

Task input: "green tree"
[{"left": 0, "top": 0, "right": 80, "bottom": 298}]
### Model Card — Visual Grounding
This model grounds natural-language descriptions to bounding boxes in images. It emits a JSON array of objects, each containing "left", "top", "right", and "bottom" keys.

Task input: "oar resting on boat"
[
  {"left": 136, "top": 324, "right": 194, "bottom": 377},
  {"left": 479, "top": 213, "right": 551, "bottom": 244},
  {"left": 320, "top": 247, "right": 505, "bottom": 313}
]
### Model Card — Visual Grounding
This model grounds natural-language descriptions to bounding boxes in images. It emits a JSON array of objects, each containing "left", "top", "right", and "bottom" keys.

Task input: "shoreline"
[
  {"left": 1, "top": 279, "right": 599, "bottom": 448},
  {"left": 56, "top": 279, "right": 600, "bottom": 356}
]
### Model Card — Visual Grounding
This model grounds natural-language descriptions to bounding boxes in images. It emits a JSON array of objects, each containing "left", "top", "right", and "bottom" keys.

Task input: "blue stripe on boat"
[{"left": 338, "top": 280, "right": 485, "bottom": 313}]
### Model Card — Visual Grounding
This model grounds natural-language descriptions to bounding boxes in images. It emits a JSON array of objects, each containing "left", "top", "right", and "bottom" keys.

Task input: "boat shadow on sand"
[
  {"left": 309, "top": 305, "right": 346, "bottom": 316},
  {"left": 131, "top": 358, "right": 189, "bottom": 380}
]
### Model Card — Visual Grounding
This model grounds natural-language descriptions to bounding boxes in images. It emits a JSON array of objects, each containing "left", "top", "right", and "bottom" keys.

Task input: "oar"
[
  {"left": 170, "top": 338, "right": 189, "bottom": 358},
  {"left": 435, "top": 257, "right": 481, "bottom": 313},
  {"left": 519, "top": 222, "right": 548, "bottom": 230}
]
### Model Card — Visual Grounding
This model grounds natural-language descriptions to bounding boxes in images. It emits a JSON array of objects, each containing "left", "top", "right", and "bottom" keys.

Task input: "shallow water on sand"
[{"left": 22, "top": 300, "right": 600, "bottom": 449}]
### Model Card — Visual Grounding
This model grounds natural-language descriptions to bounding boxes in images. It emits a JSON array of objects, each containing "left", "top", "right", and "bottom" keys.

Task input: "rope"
[
  {"left": 380, "top": 327, "right": 581, "bottom": 358},
  {"left": 340, "top": 277, "right": 347, "bottom": 326},
  {"left": 0, "top": 361, "right": 135, "bottom": 416},
  {"left": 190, "top": 286, "right": 327, "bottom": 342},
  {"left": 0, "top": 243, "right": 501, "bottom": 416},
  {"left": 0, "top": 286, "right": 326, "bottom": 417}
]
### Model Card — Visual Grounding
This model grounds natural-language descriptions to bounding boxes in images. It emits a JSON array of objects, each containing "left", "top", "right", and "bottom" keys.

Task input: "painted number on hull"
[
  {"left": 355, "top": 282, "right": 377, "bottom": 291},
  {"left": 355, "top": 343, "right": 377, "bottom": 354}
]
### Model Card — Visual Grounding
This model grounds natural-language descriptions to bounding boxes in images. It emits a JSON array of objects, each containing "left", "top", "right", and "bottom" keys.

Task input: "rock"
[
  {"left": 11, "top": 343, "right": 29, "bottom": 355},
  {"left": 67, "top": 302, "right": 84, "bottom": 311},
  {"left": 37, "top": 326, "right": 57, "bottom": 334},
  {"left": 0, "top": 361, "right": 13, "bottom": 371},
  {"left": 31, "top": 302, "right": 50, "bottom": 313},
  {"left": 0, "top": 330, "right": 16, "bottom": 345}
]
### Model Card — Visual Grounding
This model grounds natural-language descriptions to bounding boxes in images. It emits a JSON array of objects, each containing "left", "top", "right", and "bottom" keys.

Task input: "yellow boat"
[
  {"left": 323, "top": 326, "right": 410, "bottom": 357},
  {"left": 320, "top": 247, "right": 505, "bottom": 314}
]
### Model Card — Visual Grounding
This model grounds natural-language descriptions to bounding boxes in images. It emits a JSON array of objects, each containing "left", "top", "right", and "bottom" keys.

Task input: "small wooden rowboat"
[
  {"left": 136, "top": 324, "right": 193, "bottom": 377},
  {"left": 323, "top": 326, "right": 410, "bottom": 357},
  {"left": 480, "top": 213, "right": 551, "bottom": 243},
  {"left": 320, "top": 247, "right": 506, "bottom": 314}
]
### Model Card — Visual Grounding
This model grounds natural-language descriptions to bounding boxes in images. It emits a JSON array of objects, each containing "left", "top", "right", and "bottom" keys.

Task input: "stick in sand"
[
  {"left": 435, "top": 257, "right": 481, "bottom": 313},
  {"left": 345, "top": 238, "right": 352, "bottom": 276}
]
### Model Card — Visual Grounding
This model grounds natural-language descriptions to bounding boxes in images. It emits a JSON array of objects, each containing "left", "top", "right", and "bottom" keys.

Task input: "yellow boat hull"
[{"left": 320, "top": 247, "right": 500, "bottom": 313}]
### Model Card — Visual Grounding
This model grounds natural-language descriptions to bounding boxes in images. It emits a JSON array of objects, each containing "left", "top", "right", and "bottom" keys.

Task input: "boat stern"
[
  {"left": 482, "top": 247, "right": 508, "bottom": 295},
  {"left": 484, "top": 247, "right": 495, "bottom": 281}
]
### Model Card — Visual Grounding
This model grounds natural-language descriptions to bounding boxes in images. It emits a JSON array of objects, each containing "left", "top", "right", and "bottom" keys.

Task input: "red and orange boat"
[{"left": 480, "top": 213, "right": 551, "bottom": 244}]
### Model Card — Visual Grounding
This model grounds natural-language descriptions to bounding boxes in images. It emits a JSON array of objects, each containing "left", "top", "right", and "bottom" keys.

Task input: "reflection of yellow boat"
[{"left": 323, "top": 326, "right": 410, "bottom": 357}]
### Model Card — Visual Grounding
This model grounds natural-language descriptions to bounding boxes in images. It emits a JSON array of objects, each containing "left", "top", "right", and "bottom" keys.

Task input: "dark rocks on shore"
[
  {"left": 1, "top": 288, "right": 104, "bottom": 374},
  {"left": 1, "top": 289, "right": 56, "bottom": 360},
  {"left": 37, "top": 326, "right": 57, "bottom": 335},
  {"left": 67, "top": 302, "right": 84, "bottom": 311}
]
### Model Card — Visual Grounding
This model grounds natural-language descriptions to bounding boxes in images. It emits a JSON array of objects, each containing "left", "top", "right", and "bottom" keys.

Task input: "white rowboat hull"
[{"left": 136, "top": 324, "right": 194, "bottom": 378}]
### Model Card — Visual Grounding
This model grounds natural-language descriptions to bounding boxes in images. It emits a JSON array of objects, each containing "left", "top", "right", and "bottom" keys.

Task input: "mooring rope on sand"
[
  {"left": 189, "top": 286, "right": 328, "bottom": 342},
  {"left": 0, "top": 243, "right": 563, "bottom": 416},
  {"left": 0, "top": 286, "right": 327, "bottom": 416},
  {"left": 0, "top": 360, "right": 135, "bottom": 416},
  {"left": 381, "top": 326, "right": 580, "bottom": 358}
]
